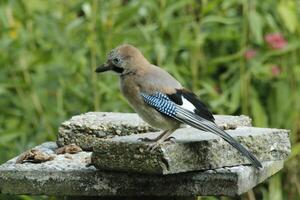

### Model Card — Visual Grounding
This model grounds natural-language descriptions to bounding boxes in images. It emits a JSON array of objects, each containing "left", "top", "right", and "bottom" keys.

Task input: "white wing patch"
[{"left": 180, "top": 96, "right": 196, "bottom": 112}]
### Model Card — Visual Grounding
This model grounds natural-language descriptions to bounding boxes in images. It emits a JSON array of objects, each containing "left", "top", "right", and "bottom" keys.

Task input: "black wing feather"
[
  {"left": 167, "top": 92, "right": 183, "bottom": 105},
  {"left": 167, "top": 89, "right": 215, "bottom": 122}
]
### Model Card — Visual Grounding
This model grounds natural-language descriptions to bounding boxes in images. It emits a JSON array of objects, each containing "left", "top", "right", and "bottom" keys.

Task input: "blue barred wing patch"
[{"left": 141, "top": 92, "right": 177, "bottom": 117}]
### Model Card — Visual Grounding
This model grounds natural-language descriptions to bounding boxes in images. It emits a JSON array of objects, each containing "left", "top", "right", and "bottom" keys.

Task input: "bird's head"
[{"left": 96, "top": 44, "right": 149, "bottom": 76}]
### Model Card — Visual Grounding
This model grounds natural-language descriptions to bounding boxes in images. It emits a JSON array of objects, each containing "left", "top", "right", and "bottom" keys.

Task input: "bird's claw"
[
  {"left": 138, "top": 137, "right": 158, "bottom": 142},
  {"left": 164, "top": 136, "right": 176, "bottom": 143}
]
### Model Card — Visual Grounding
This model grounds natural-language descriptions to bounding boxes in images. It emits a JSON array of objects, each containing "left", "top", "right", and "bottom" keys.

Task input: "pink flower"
[
  {"left": 265, "top": 33, "right": 287, "bottom": 50},
  {"left": 271, "top": 65, "right": 281, "bottom": 76},
  {"left": 244, "top": 49, "right": 257, "bottom": 60}
]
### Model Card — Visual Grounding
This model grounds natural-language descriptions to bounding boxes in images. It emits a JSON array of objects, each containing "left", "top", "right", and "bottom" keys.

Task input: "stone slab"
[
  {"left": 57, "top": 112, "right": 252, "bottom": 150},
  {"left": 0, "top": 142, "right": 284, "bottom": 197},
  {"left": 91, "top": 127, "right": 290, "bottom": 174}
]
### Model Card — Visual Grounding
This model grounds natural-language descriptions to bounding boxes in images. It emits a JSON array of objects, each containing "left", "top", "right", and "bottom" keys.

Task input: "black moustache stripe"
[{"left": 112, "top": 66, "right": 124, "bottom": 73}]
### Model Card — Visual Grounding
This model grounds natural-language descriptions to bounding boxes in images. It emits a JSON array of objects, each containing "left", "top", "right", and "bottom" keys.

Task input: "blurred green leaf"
[
  {"left": 201, "top": 16, "right": 240, "bottom": 25},
  {"left": 249, "top": 10, "right": 263, "bottom": 44},
  {"left": 0, "top": 132, "right": 19, "bottom": 145},
  {"left": 277, "top": 0, "right": 298, "bottom": 33},
  {"left": 250, "top": 89, "right": 268, "bottom": 127},
  {"left": 289, "top": 143, "right": 300, "bottom": 159},
  {"left": 269, "top": 173, "right": 283, "bottom": 200}
]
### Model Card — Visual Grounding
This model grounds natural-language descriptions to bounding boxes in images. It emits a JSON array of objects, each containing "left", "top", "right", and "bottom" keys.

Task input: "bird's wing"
[
  {"left": 140, "top": 91, "right": 262, "bottom": 169},
  {"left": 137, "top": 66, "right": 212, "bottom": 122}
]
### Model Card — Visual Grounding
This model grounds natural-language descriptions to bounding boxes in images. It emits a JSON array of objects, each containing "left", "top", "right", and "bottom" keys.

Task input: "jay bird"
[{"left": 96, "top": 44, "right": 262, "bottom": 169}]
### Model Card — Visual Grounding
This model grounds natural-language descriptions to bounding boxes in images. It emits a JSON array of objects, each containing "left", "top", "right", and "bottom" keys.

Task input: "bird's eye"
[{"left": 112, "top": 57, "right": 121, "bottom": 65}]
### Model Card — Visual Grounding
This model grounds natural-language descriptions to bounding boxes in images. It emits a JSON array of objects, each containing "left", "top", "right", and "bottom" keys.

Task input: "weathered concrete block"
[
  {"left": 0, "top": 142, "right": 284, "bottom": 197},
  {"left": 91, "top": 127, "right": 290, "bottom": 174},
  {"left": 57, "top": 112, "right": 252, "bottom": 150}
]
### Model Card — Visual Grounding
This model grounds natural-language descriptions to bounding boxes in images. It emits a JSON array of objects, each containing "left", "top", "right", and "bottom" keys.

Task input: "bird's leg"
[
  {"left": 159, "top": 131, "right": 176, "bottom": 143},
  {"left": 147, "top": 129, "right": 176, "bottom": 151},
  {"left": 138, "top": 130, "right": 168, "bottom": 142}
]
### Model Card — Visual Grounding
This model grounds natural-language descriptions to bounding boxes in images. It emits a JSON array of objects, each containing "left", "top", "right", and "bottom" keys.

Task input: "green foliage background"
[{"left": 0, "top": 0, "right": 300, "bottom": 199}]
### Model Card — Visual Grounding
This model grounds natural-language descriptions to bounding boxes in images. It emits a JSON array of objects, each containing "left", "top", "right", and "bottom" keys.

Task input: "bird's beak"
[{"left": 95, "top": 63, "right": 112, "bottom": 73}]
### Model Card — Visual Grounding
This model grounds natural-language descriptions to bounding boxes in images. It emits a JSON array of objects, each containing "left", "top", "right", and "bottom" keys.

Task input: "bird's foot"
[
  {"left": 146, "top": 137, "right": 176, "bottom": 152},
  {"left": 146, "top": 142, "right": 162, "bottom": 152},
  {"left": 138, "top": 137, "right": 158, "bottom": 142}
]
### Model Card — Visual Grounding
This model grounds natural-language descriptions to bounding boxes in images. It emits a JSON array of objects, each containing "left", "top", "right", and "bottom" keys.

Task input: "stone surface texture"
[
  {"left": 57, "top": 112, "right": 252, "bottom": 150},
  {"left": 0, "top": 142, "right": 284, "bottom": 197},
  {"left": 91, "top": 127, "right": 290, "bottom": 174}
]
